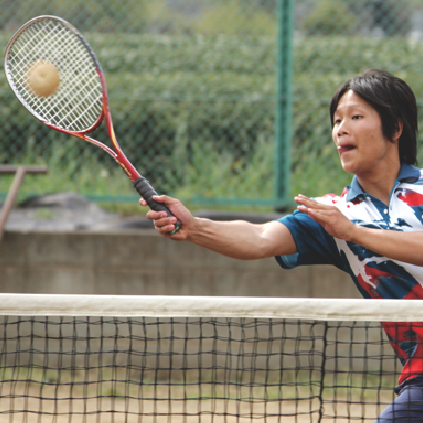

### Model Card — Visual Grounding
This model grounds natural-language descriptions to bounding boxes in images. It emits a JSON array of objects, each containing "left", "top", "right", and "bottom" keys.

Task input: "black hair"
[{"left": 330, "top": 69, "right": 418, "bottom": 165}]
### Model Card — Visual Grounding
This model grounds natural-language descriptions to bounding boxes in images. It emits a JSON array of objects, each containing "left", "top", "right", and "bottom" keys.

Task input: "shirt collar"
[{"left": 346, "top": 164, "right": 420, "bottom": 202}]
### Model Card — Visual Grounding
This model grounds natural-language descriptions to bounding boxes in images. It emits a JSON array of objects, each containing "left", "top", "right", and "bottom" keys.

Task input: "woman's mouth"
[{"left": 337, "top": 144, "right": 355, "bottom": 154}]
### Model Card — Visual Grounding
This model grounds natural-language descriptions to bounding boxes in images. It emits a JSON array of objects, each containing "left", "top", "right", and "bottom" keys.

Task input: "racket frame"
[
  {"left": 4, "top": 15, "right": 140, "bottom": 182},
  {"left": 4, "top": 15, "right": 181, "bottom": 234}
]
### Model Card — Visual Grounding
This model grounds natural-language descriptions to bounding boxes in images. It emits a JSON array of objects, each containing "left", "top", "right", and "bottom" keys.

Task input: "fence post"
[
  {"left": 0, "top": 165, "right": 49, "bottom": 242},
  {"left": 275, "top": 0, "right": 294, "bottom": 211}
]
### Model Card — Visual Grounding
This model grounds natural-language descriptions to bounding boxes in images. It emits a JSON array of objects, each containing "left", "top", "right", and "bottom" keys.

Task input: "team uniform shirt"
[{"left": 276, "top": 164, "right": 423, "bottom": 387}]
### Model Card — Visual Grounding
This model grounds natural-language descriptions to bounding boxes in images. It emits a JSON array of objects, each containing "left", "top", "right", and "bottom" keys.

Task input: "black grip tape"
[{"left": 134, "top": 176, "right": 182, "bottom": 235}]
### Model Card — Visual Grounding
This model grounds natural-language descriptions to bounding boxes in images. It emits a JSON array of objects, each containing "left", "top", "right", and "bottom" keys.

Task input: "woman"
[{"left": 141, "top": 69, "right": 423, "bottom": 421}]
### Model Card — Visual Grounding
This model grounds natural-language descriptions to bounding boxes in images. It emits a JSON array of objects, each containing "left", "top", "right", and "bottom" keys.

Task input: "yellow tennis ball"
[{"left": 26, "top": 60, "right": 60, "bottom": 97}]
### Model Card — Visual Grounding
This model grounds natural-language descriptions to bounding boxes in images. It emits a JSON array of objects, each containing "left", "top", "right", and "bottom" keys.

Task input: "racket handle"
[{"left": 134, "top": 176, "right": 182, "bottom": 235}]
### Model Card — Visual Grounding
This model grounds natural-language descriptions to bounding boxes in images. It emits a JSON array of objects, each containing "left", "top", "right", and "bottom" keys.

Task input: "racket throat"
[{"left": 114, "top": 150, "right": 139, "bottom": 182}]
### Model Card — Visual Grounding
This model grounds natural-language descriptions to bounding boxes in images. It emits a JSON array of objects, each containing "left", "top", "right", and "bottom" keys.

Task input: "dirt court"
[
  {"left": 0, "top": 382, "right": 393, "bottom": 423},
  {"left": 0, "top": 319, "right": 398, "bottom": 422}
]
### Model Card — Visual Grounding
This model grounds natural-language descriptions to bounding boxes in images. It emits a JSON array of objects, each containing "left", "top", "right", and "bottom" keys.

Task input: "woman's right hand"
[{"left": 139, "top": 195, "right": 193, "bottom": 240}]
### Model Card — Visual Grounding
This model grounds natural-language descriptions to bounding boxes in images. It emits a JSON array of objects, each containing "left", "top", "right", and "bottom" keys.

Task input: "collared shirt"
[{"left": 276, "top": 164, "right": 423, "bottom": 385}]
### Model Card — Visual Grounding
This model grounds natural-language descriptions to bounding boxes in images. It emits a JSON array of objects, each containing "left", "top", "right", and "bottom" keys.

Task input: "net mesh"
[
  {"left": 0, "top": 295, "right": 420, "bottom": 422},
  {"left": 5, "top": 17, "right": 103, "bottom": 133}
]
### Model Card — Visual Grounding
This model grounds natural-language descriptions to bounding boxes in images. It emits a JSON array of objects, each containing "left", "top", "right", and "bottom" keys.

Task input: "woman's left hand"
[{"left": 295, "top": 194, "right": 357, "bottom": 242}]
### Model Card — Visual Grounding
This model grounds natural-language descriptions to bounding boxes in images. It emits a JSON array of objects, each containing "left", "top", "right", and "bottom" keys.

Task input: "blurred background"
[{"left": 0, "top": 0, "right": 422, "bottom": 213}]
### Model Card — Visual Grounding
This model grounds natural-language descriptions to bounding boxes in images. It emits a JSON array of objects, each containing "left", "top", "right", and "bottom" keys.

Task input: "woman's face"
[{"left": 332, "top": 90, "right": 399, "bottom": 178}]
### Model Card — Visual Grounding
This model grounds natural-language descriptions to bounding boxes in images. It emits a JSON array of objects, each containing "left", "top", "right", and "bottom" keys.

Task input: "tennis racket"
[{"left": 4, "top": 15, "right": 181, "bottom": 235}]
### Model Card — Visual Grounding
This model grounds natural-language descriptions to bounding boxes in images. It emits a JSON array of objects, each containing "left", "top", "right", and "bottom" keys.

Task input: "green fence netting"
[
  {"left": 292, "top": 0, "right": 423, "bottom": 197},
  {"left": 0, "top": 0, "right": 422, "bottom": 209}
]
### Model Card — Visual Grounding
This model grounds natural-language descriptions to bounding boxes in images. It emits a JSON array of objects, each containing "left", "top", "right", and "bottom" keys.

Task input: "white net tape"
[
  {"left": 5, "top": 18, "right": 103, "bottom": 132},
  {"left": 0, "top": 294, "right": 422, "bottom": 321}
]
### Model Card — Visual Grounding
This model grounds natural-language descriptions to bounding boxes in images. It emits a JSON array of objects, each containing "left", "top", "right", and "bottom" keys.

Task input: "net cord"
[{"left": 0, "top": 294, "right": 421, "bottom": 321}]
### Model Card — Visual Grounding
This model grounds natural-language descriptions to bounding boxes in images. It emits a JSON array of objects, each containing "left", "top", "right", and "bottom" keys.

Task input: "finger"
[
  {"left": 155, "top": 221, "right": 183, "bottom": 238},
  {"left": 157, "top": 223, "right": 178, "bottom": 234},
  {"left": 152, "top": 194, "right": 178, "bottom": 205},
  {"left": 295, "top": 195, "right": 318, "bottom": 206},
  {"left": 139, "top": 194, "right": 176, "bottom": 207},
  {"left": 146, "top": 209, "right": 165, "bottom": 220},
  {"left": 296, "top": 205, "right": 330, "bottom": 221},
  {"left": 307, "top": 208, "right": 328, "bottom": 220},
  {"left": 150, "top": 213, "right": 179, "bottom": 229},
  {"left": 309, "top": 209, "right": 344, "bottom": 228},
  {"left": 151, "top": 219, "right": 176, "bottom": 233},
  {"left": 295, "top": 195, "right": 318, "bottom": 207},
  {"left": 296, "top": 205, "right": 319, "bottom": 218},
  {"left": 295, "top": 196, "right": 335, "bottom": 211},
  {"left": 296, "top": 205, "right": 308, "bottom": 213}
]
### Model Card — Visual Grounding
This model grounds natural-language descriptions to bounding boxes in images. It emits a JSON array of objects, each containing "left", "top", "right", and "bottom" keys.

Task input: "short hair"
[{"left": 329, "top": 69, "right": 418, "bottom": 165}]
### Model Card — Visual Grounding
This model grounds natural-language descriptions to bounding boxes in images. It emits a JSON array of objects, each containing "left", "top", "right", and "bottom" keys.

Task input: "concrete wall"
[
  {"left": 0, "top": 231, "right": 391, "bottom": 378},
  {"left": 0, "top": 230, "right": 361, "bottom": 299}
]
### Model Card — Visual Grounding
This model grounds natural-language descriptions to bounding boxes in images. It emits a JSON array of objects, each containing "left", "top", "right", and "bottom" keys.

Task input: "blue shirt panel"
[{"left": 276, "top": 210, "right": 344, "bottom": 271}]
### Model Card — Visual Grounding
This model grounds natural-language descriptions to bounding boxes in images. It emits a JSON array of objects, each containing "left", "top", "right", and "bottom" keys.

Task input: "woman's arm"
[
  {"left": 140, "top": 195, "right": 297, "bottom": 260},
  {"left": 295, "top": 194, "right": 423, "bottom": 266}
]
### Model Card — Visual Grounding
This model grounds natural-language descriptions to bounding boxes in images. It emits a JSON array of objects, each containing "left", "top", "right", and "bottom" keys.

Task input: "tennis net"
[{"left": 0, "top": 294, "right": 422, "bottom": 422}]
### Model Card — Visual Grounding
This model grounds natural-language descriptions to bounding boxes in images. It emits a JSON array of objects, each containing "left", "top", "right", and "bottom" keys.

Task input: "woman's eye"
[{"left": 352, "top": 115, "right": 362, "bottom": 120}]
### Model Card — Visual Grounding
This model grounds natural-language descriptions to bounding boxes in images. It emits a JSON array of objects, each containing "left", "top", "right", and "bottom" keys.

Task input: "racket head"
[{"left": 4, "top": 15, "right": 104, "bottom": 134}]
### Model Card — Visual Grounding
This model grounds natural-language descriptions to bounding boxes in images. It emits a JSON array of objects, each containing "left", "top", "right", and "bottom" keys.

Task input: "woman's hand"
[
  {"left": 295, "top": 194, "right": 357, "bottom": 242},
  {"left": 139, "top": 195, "right": 193, "bottom": 240}
]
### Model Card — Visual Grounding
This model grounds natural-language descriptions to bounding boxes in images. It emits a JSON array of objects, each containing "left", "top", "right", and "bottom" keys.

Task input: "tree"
[
  {"left": 0, "top": 0, "right": 148, "bottom": 33},
  {"left": 192, "top": 0, "right": 277, "bottom": 36},
  {"left": 301, "top": 0, "right": 358, "bottom": 36},
  {"left": 371, "top": 0, "right": 411, "bottom": 36}
]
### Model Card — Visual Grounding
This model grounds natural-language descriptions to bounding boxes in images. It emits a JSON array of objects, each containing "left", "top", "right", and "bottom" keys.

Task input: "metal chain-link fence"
[
  {"left": 0, "top": 0, "right": 422, "bottom": 209},
  {"left": 0, "top": 0, "right": 279, "bottom": 209},
  {"left": 292, "top": 0, "right": 423, "bottom": 197}
]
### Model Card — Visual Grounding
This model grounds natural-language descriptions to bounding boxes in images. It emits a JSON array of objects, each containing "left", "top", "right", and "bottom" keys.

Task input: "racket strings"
[{"left": 6, "top": 19, "right": 103, "bottom": 133}]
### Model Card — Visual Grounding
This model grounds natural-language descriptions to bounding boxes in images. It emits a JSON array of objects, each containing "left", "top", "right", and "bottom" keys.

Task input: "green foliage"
[
  {"left": 90, "top": 34, "right": 276, "bottom": 77},
  {"left": 0, "top": 0, "right": 148, "bottom": 33},
  {"left": 0, "top": 0, "right": 277, "bottom": 36},
  {"left": 371, "top": 0, "right": 412, "bottom": 36},
  {"left": 0, "top": 32, "right": 276, "bottom": 205},
  {"left": 192, "top": 0, "right": 276, "bottom": 36},
  {"left": 301, "top": 0, "right": 412, "bottom": 37},
  {"left": 174, "top": 134, "right": 275, "bottom": 201},
  {"left": 301, "top": 0, "right": 358, "bottom": 36},
  {"left": 143, "top": 1, "right": 183, "bottom": 34},
  {"left": 3, "top": 29, "right": 423, "bottom": 208},
  {"left": 291, "top": 37, "right": 423, "bottom": 196}
]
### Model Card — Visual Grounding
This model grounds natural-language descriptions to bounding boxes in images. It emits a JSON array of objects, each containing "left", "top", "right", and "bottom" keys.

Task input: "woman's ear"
[{"left": 393, "top": 119, "right": 403, "bottom": 142}]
